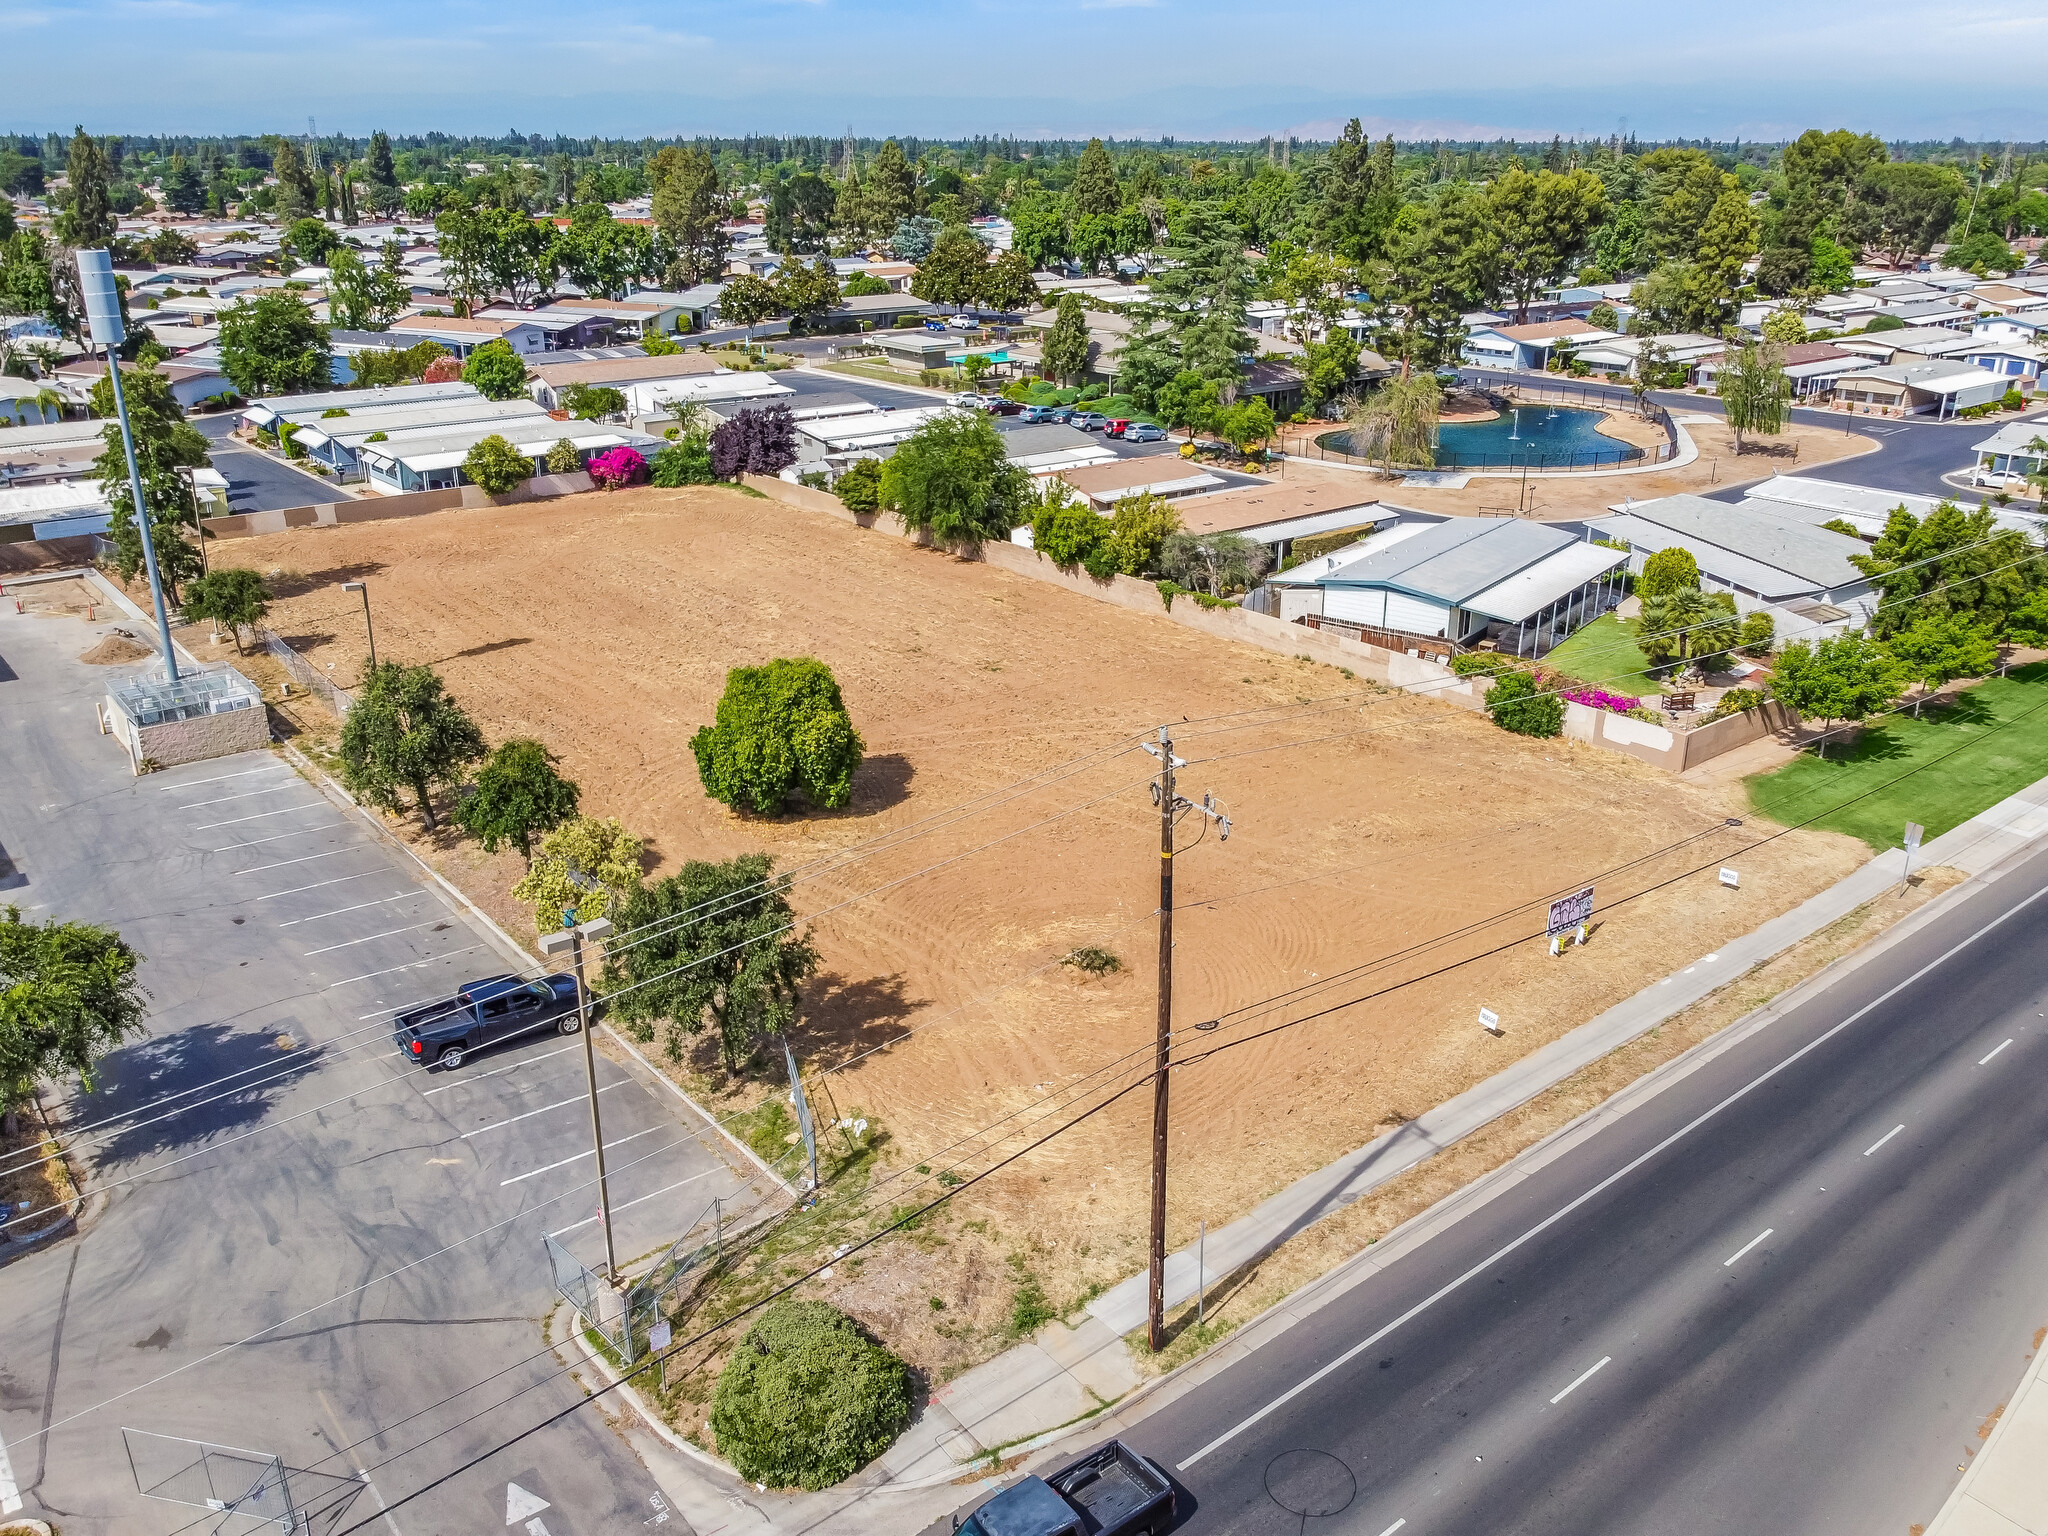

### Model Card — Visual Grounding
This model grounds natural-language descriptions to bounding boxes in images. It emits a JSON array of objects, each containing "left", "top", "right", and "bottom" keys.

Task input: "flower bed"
[{"left": 1560, "top": 686, "right": 1643, "bottom": 714}]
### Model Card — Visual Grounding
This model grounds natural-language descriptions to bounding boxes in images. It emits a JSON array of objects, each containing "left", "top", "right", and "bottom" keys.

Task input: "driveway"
[{"left": 193, "top": 413, "right": 349, "bottom": 512}]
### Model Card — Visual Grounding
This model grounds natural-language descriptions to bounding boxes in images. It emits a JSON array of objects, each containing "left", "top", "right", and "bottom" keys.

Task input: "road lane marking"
[
  {"left": 1374, "top": 1522, "right": 1406, "bottom": 1536},
  {"left": 304, "top": 919, "right": 450, "bottom": 956},
  {"left": 163, "top": 764, "right": 290, "bottom": 790},
  {"left": 1724, "top": 1229, "right": 1774, "bottom": 1268},
  {"left": 421, "top": 1042, "right": 580, "bottom": 1096},
  {"left": 194, "top": 803, "right": 328, "bottom": 830},
  {"left": 256, "top": 870, "right": 381, "bottom": 901},
  {"left": 185, "top": 783, "right": 302, "bottom": 808},
  {"left": 502, "top": 1126, "right": 664, "bottom": 1184},
  {"left": 1170, "top": 877, "right": 2048, "bottom": 1472},
  {"left": 1549, "top": 1356, "right": 1610, "bottom": 1404},
  {"left": 1863, "top": 1125, "right": 1905, "bottom": 1156},
  {"left": 1979, "top": 1038, "right": 2014, "bottom": 1065},
  {"left": 460, "top": 1081, "right": 626, "bottom": 1137},
  {"left": 547, "top": 1166, "right": 718, "bottom": 1234},
  {"left": 279, "top": 891, "right": 420, "bottom": 928},
  {"left": 214, "top": 824, "right": 344, "bottom": 852},
  {"left": 325, "top": 944, "right": 488, "bottom": 988}
]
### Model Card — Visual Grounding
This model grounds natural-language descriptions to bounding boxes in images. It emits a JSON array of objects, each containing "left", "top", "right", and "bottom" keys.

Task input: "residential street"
[
  {"left": 1104, "top": 840, "right": 2048, "bottom": 1536},
  {"left": 193, "top": 413, "right": 350, "bottom": 512},
  {"left": 0, "top": 599, "right": 768, "bottom": 1533}
]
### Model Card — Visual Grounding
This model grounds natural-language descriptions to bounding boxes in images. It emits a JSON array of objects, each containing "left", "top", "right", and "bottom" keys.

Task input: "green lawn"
[
  {"left": 1747, "top": 663, "right": 2048, "bottom": 850},
  {"left": 1541, "top": 613, "right": 1656, "bottom": 693}
]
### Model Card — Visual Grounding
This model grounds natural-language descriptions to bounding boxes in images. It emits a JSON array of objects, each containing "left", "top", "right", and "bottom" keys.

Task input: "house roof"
[
  {"left": 1056, "top": 458, "right": 1226, "bottom": 503},
  {"left": 1853, "top": 360, "right": 2000, "bottom": 391},
  {"left": 1310, "top": 515, "right": 1572, "bottom": 603},
  {"left": 1490, "top": 320, "right": 1616, "bottom": 344},
  {"left": 525, "top": 354, "right": 728, "bottom": 387},
  {"left": 1463, "top": 542, "right": 1629, "bottom": 625},
  {"left": 240, "top": 381, "right": 477, "bottom": 426},
  {"left": 1972, "top": 420, "right": 2048, "bottom": 455},
  {"left": 1782, "top": 342, "right": 1856, "bottom": 365},
  {"left": 389, "top": 315, "right": 532, "bottom": 336},
  {"left": 1595, "top": 493, "right": 1868, "bottom": 591},
  {"left": 1172, "top": 482, "right": 1383, "bottom": 539}
]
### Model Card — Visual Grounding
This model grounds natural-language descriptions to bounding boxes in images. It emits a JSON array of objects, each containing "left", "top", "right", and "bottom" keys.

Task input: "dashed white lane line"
[
  {"left": 1373, "top": 1522, "right": 1406, "bottom": 1536},
  {"left": 502, "top": 1126, "right": 665, "bottom": 1184},
  {"left": 1863, "top": 1124, "right": 1906, "bottom": 1156},
  {"left": 547, "top": 1166, "right": 719, "bottom": 1235},
  {"left": 1549, "top": 1356, "right": 1611, "bottom": 1405},
  {"left": 214, "top": 825, "right": 344, "bottom": 853},
  {"left": 256, "top": 870, "right": 381, "bottom": 902},
  {"left": 1979, "top": 1038, "right": 2015, "bottom": 1065},
  {"left": 185, "top": 782, "right": 302, "bottom": 809},
  {"left": 420, "top": 1042, "right": 581, "bottom": 1096},
  {"left": 194, "top": 802, "right": 328, "bottom": 830},
  {"left": 460, "top": 1081, "right": 626, "bottom": 1138},
  {"left": 1724, "top": 1229, "right": 1774, "bottom": 1268},
  {"left": 304, "top": 919, "right": 450, "bottom": 956},
  {"left": 279, "top": 891, "right": 420, "bottom": 928}
]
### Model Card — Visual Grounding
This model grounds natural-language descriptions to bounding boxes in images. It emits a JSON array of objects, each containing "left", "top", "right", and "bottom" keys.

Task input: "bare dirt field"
[{"left": 203, "top": 483, "right": 1867, "bottom": 1396}]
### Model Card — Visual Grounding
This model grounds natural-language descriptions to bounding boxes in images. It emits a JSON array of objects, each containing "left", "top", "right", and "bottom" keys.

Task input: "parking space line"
[
  {"left": 1863, "top": 1124, "right": 1905, "bottom": 1156},
  {"left": 237, "top": 845, "right": 369, "bottom": 875},
  {"left": 304, "top": 919, "right": 451, "bottom": 956},
  {"left": 256, "top": 870, "right": 381, "bottom": 901},
  {"left": 325, "top": 944, "right": 488, "bottom": 988},
  {"left": 185, "top": 783, "right": 303, "bottom": 809},
  {"left": 1724, "top": 1229, "right": 1774, "bottom": 1268},
  {"left": 195, "top": 803, "right": 329, "bottom": 831},
  {"left": 502, "top": 1126, "right": 665, "bottom": 1184},
  {"left": 163, "top": 764, "right": 291, "bottom": 791},
  {"left": 420, "top": 1042, "right": 581, "bottom": 1096},
  {"left": 461, "top": 1081, "right": 626, "bottom": 1138},
  {"left": 214, "top": 825, "right": 344, "bottom": 853},
  {"left": 547, "top": 1167, "right": 718, "bottom": 1234},
  {"left": 1979, "top": 1038, "right": 2014, "bottom": 1065},
  {"left": 280, "top": 891, "right": 421, "bottom": 928},
  {"left": 1549, "top": 1356, "right": 1611, "bottom": 1405}
]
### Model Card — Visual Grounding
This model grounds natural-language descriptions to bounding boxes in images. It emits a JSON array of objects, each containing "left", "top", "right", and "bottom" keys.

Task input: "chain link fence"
[{"left": 251, "top": 626, "right": 355, "bottom": 718}]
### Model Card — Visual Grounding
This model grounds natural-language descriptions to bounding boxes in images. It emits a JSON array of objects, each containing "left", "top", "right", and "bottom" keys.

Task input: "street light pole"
[
  {"left": 541, "top": 915, "right": 619, "bottom": 1282},
  {"left": 341, "top": 580, "right": 376, "bottom": 674}
]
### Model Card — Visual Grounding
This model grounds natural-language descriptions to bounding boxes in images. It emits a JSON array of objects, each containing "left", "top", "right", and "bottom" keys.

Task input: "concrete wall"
[
  {"left": 1563, "top": 696, "right": 1798, "bottom": 772},
  {"left": 202, "top": 471, "right": 597, "bottom": 539},
  {"left": 111, "top": 697, "right": 269, "bottom": 772}
]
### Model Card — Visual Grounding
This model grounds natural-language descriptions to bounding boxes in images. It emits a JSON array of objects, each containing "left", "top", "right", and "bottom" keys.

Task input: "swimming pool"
[{"left": 1319, "top": 403, "right": 1645, "bottom": 469}]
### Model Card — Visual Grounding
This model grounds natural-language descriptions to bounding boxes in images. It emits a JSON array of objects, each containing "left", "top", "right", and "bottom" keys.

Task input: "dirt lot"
[{"left": 203, "top": 484, "right": 1867, "bottom": 1392}]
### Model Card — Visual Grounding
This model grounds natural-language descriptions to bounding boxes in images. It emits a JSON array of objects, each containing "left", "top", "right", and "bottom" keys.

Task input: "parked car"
[
  {"left": 1018, "top": 405, "right": 1060, "bottom": 423},
  {"left": 1103, "top": 419, "right": 1131, "bottom": 437},
  {"left": 394, "top": 974, "right": 584, "bottom": 1070},
  {"left": 1123, "top": 423, "right": 1168, "bottom": 443},
  {"left": 953, "top": 1441, "right": 1174, "bottom": 1536},
  {"left": 1038, "top": 406, "right": 1076, "bottom": 423},
  {"left": 1072, "top": 412, "right": 1111, "bottom": 432},
  {"left": 952, "top": 392, "right": 989, "bottom": 409},
  {"left": 985, "top": 398, "right": 1025, "bottom": 416}
]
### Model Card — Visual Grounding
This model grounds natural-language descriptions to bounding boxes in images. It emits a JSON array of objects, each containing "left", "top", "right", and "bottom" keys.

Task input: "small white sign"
[
  {"left": 1904, "top": 822, "right": 1925, "bottom": 852},
  {"left": 1479, "top": 1007, "right": 1502, "bottom": 1034},
  {"left": 649, "top": 1320, "right": 672, "bottom": 1351},
  {"left": 1719, "top": 868, "right": 1740, "bottom": 888}
]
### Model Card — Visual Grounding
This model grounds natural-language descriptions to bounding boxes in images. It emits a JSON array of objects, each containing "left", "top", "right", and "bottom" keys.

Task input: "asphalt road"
[
  {"left": 1066, "top": 845, "right": 2048, "bottom": 1536},
  {"left": 0, "top": 603, "right": 769, "bottom": 1534},
  {"left": 193, "top": 413, "right": 349, "bottom": 512}
]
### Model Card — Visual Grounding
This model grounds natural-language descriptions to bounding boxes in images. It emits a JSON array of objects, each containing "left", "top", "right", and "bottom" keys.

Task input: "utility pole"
[
  {"left": 542, "top": 913, "right": 618, "bottom": 1282},
  {"left": 1142, "top": 726, "right": 1230, "bottom": 1352}
]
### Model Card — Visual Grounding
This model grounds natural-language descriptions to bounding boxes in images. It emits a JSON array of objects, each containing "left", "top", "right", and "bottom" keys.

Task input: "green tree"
[
  {"left": 461, "top": 338, "right": 530, "bottom": 401},
  {"left": 89, "top": 365, "right": 209, "bottom": 597},
  {"left": 0, "top": 906, "right": 150, "bottom": 1113},
  {"left": 776, "top": 255, "right": 841, "bottom": 331},
  {"left": 1118, "top": 202, "right": 1254, "bottom": 407},
  {"left": 863, "top": 140, "right": 918, "bottom": 234},
  {"left": 690, "top": 657, "right": 865, "bottom": 815},
  {"left": 1159, "top": 530, "right": 1270, "bottom": 597},
  {"left": 1949, "top": 230, "right": 2016, "bottom": 275},
  {"left": 1484, "top": 669, "right": 1564, "bottom": 737},
  {"left": 1639, "top": 588, "right": 1739, "bottom": 669},
  {"left": 834, "top": 457, "right": 883, "bottom": 512},
  {"left": 910, "top": 225, "right": 990, "bottom": 309},
  {"left": 269, "top": 137, "right": 317, "bottom": 224},
  {"left": 561, "top": 382, "right": 625, "bottom": 420},
  {"left": 650, "top": 433, "right": 716, "bottom": 486},
  {"left": 282, "top": 216, "right": 340, "bottom": 266},
  {"left": 1380, "top": 186, "right": 1496, "bottom": 369},
  {"left": 325, "top": 246, "right": 407, "bottom": 331},
  {"left": 1347, "top": 370, "right": 1440, "bottom": 467},
  {"left": 1717, "top": 338, "right": 1790, "bottom": 453},
  {"left": 840, "top": 272, "right": 892, "bottom": 298},
  {"left": 1807, "top": 234, "right": 1855, "bottom": 292},
  {"left": 338, "top": 661, "right": 486, "bottom": 830},
  {"left": 0, "top": 230, "right": 63, "bottom": 330},
  {"left": 978, "top": 247, "right": 1040, "bottom": 314},
  {"left": 1155, "top": 370, "right": 1220, "bottom": 441},
  {"left": 179, "top": 567, "right": 269, "bottom": 653},
  {"left": 1217, "top": 397, "right": 1277, "bottom": 456},
  {"left": 511, "top": 816, "right": 643, "bottom": 933},
  {"left": 1769, "top": 632, "right": 1905, "bottom": 750},
  {"left": 1884, "top": 616, "right": 2001, "bottom": 715},
  {"left": 1740, "top": 610, "right": 1776, "bottom": 655},
  {"left": 218, "top": 291, "right": 332, "bottom": 396},
  {"left": 1587, "top": 301, "right": 1621, "bottom": 333},
  {"left": 1852, "top": 500, "right": 2044, "bottom": 637},
  {"left": 1299, "top": 333, "right": 1362, "bottom": 412},
  {"left": 160, "top": 153, "right": 205, "bottom": 214},
  {"left": 1850, "top": 162, "right": 1967, "bottom": 268},
  {"left": 1030, "top": 483, "right": 1108, "bottom": 569},
  {"left": 709, "top": 1301, "right": 911, "bottom": 1489},
  {"left": 1071, "top": 138, "right": 1122, "bottom": 219},
  {"left": 600, "top": 852, "right": 821, "bottom": 1070},
  {"left": 462, "top": 433, "right": 534, "bottom": 494},
  {"left": 1488, "top": 168, "right": 1608, "bottom": 323},
  {"left": 555, "top": 206, "right": 657, "bottom": 299},
  {"left": 1312, "top": 120, "right": 1402, "bottom": 263},
  {"left": 1759, "top": 308, "right": 1808, "bottom": 346},
  {"left": 453, "top": 738, "right": 580, "bottom": 858},
  {"left": 1041, "top": 292, "right": 1091, "bottom": 385},
  {"left": 365, "top": 129, "right": 397, "bottom": 192},
  {"left": 717, "top": 272, "right": 781, "bottom": 340},
  {"left": 57, "top": 126, "right": 116, "bottom": 247},
  {"left": 649, "top": 144, "right": 729, "bottom": 286},
  {"left": 879, "top": 411, "right": 1033, "bottom": 550},
  {"left": 546, "top": 439, "right": 580, "bottom": 473},
  {"left": 1105, "top": 491, "right": 1182, "bottom": 576},
  {"left": 1637, "top": 546, "right": 1701, "bottom": 598}
]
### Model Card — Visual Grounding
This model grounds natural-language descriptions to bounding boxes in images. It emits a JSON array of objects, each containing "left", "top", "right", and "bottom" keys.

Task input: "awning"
[{"left": 1462, "top": 542, "right": 1629, "bottom": 624}]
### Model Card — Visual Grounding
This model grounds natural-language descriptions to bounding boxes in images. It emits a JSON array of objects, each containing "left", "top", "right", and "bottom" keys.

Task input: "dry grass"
[{"left": 1, "top": 1099, "right": 81, "bottom": 1242}]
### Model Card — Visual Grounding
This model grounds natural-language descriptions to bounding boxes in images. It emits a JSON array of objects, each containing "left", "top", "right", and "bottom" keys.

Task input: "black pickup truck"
[
  {"left": 393, "top": 973, "right": 584, "bottom": 1070},
  {"left": 955, "top": 1442, "right": 1174, "bottom": 1536}
]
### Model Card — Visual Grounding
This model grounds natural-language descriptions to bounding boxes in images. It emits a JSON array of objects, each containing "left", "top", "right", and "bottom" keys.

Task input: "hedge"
[{"left": 710, "top": 1301, "right": 911, "bottom": 1489}]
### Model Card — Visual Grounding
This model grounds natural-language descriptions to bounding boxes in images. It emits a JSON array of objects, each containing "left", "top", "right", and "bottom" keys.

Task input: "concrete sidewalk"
[{"left": 1928, "top": 1331, "right": 2048, "bottom": 1535}]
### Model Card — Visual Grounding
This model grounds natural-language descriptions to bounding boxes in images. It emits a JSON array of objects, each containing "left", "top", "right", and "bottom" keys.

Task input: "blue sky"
[{"left": 10, "top": 0, "right": 2045, "bottom": 142}]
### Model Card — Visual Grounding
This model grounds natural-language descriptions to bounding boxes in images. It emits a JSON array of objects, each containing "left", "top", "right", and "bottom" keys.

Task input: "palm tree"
[{"left": 32, "top": 388, "right": 64, "bottom": 424}]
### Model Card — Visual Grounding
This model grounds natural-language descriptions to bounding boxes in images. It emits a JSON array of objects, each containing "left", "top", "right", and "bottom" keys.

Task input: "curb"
[
  {"left": 1925, "top": 1319, "right": 2048, "bottom": 1534},
  {"left": 552, "top": 1299, "right": 744, "bottom": 1482}
]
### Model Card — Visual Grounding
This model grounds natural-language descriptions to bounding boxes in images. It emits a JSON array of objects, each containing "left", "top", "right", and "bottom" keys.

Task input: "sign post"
[
  {"left": 1547, "top": 886, "right": 1594, "bottom": 956},
  {"left": 1902, "top": 822, "right": 1924, "bottom": 888}
]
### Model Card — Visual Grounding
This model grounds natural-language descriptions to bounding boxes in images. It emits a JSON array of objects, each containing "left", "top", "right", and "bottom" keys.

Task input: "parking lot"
[{"left": 0, "top": 593, "right": 774, "bottom": 1533}]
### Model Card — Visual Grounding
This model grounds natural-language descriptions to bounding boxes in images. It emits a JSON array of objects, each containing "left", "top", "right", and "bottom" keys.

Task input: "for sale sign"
[{"left": 1548, "top": 886, "right": 1595, "bottom": 937}]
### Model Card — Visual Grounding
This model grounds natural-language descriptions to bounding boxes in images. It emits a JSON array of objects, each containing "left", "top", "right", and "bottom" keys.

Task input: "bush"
[
  {"left": 650, "top": 433, "right": 716, "bottom": 486},
  {"left": 1739, "top": 610, "right": 1775, "bottom": 655},
  {"left": 1031, "top": 500, "right": 1108, "bottom": 569},
  {"left": 835, "top": 457, "right": 883, "bottom": 512},
  {"left": 462, "top": 433, "right": 533, "bottom": 494},
  {"left": 1485, "top": 669, "right": 1564, "bottom": 737},
  {"left": 545, "top": 438, "right": 580, "bottom": 474},
  {"left": 1638, "top": 546, "right": 1700, "bottom": 599},
  {"left": 1710, "top": 686, "right": 1768, "bottom": 719},
  {"left": 709, "top": 403, "right": 798, "bottom": 479},
  {"left": 710, "top": 1301, "right": 911, "bottom": 1490},
  {"left": 1078, "top": 383, "right": 1106, "bottom": 400},
  {"left": 2002, "top": 388, "right": 2027, "bottom": 411},
  {"left": 1451, "top": 652, "right": 1516, "bottom": 677},
  {"left": 691, "top": 657, "right": 864, "bottom": 814},
  {"left": 587, "top": 445, "right": 646, "bottom": 489},
  {"left": 364, "top": 430, "right": 388, "bottom": 443},
  {"left": 461, "top": 339, "right": 530, "bottom": 401},
  {"left": 321, "top": 407, "right": 349, "bottom": 419}
]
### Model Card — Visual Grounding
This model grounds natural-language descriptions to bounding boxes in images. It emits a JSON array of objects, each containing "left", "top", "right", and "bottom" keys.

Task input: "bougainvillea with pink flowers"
[
  {"left": 1560, "top": 686, "right": 1643, "bottom": 714},
  {"left": 587, "top": 445, "right": 646, "bottom": 489}
]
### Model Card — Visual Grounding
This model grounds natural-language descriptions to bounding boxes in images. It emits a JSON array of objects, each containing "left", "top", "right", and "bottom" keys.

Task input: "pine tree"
[
  {"left": 59, "top": 126, "right": 116, "bottom": 247},
  {"left": 1071, "top": 138, "right": 1121, "bottom": 218}
]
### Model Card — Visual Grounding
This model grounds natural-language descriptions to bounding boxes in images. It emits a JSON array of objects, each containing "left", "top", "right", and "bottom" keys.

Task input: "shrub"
[
  {"left": 1062, "top": 945, "right": 1122, "bottom": 975},
  {"left": 650, "top": 433, "right": 715, "bottom": 486},
  {"left": 1559, "top": 686, "right": 1642, "bottom": 714},
  {"left": 587, "top": 445, "right": 646, "bottom": 489},
  {"left": 1485, "top": 669, "right": 1564, "bottom": 737},
  {"left": 1638, "top": 546, "right": 1700, "bottom": 599},
  {"left": 2002, "top": 388, "right": 2026, "bottom": 411},
  {"left": 1031, "top": 500, "right": 1108, "bottom": 569},
  {"left": 462, "top": 434, "right": 533, "bottom": 494},
  {"left": 1451, "top": 652, "right": 1515, "bottom": 677},
  {"left": 1078, "top": 383, "right": 1106, "bottom": 400},
  {"left": 691, "top": 657, "right": 864, "bottom": 814},
  {"left": 835, "top": 457, "right": 883, "bottom": 512},
  {"left": 1739, "top": 610, "right": 1775, "bottom": 655},
  {"left": 710, "top": 1301, "right": 911, "bottom": 1490},
  {"left": 545, "top": 438, "right": 581, "bottom": 474},
  {"left": 321, "top": 407, "right": 349, "bottom": 418},
  {"left": 1710, "top": 687, "right": 1768, "bottom": 719},
  {"left": 709, "top": 403, "right": 799, "bottom": 479},
  {"left": 422, "top": 355, "right": 463, "bottom": 383},
  {"left": 364, "top": 430, "right": 388, "bottom": 443}
]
